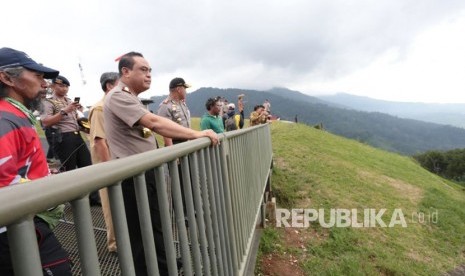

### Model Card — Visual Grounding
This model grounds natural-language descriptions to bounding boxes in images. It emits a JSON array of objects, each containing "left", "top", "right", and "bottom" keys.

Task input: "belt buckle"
[{"left": 74, "top": 131, "right": 79, "bottom": 135}]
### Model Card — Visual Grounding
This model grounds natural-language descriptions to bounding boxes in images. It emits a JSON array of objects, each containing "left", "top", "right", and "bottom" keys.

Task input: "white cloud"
[
  {"left": 306, "top": 9, "right": 465, "bottom": 103},
  {"left": 2, "top": 0, "right": 465, "bottom": 106}
]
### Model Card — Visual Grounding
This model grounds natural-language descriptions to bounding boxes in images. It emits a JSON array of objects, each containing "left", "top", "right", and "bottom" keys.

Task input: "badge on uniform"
[{"left": 141, "top": 127, "right": 152, "bottom": 138}]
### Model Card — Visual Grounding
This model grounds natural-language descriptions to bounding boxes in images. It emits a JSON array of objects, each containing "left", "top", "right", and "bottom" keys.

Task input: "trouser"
[
  {"left": 53, "top": 131, "right": 91, "bottom": 172},
  {"left": 44, "top": 128, "right": 58, "bottom": 159},
  {"left": 0, "top": 218, "right": 71, "bottom": 276},
  {"left": 99, "top": 188, "right": 117, "bottom": 252},
  {"left": 121, "top": 169, "right": 169, "bottom": 275},
  {"left": 54, "top": 131, "right": 100, "bottom": 204}
]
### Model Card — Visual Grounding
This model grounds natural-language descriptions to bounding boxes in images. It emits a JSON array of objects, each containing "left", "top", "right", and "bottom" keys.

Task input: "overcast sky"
[{"left": 3, "top": 0, "right": 465, "bottom": 106}]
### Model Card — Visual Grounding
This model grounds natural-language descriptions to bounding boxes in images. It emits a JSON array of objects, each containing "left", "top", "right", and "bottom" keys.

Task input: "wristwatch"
[{"left": 60, "top": 109, "right": 68, "bottom": 116}]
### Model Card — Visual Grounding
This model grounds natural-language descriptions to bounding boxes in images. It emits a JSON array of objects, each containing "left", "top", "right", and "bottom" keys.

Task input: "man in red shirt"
[{"left": 0, "top": 47, "right": 71, "bottom": 275}]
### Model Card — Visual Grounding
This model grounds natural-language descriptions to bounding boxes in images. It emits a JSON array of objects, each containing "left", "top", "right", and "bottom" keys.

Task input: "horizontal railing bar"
[
  {"left": 221, "top": 124, "right": 267, "bottom": 139},
  {"left": 0, "top": 136, "right": 214, "bottom": 227},
  {"left": 0, "top": 125, "right": 269, "bottom": 227}
]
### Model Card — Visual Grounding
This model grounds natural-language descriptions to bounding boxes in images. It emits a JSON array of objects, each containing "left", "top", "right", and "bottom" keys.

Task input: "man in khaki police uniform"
[
  {"left": 40, "top": 75, "right": 101, "bottom": 205},
  {"left": 157, "top": 77, "right": 191, "bottom": 146},
  {"left": 104, "top": 51, "right": 218, "bottom": 276},
  {"left": 88, "top": 72, "right": 119, "bottom": 253}
]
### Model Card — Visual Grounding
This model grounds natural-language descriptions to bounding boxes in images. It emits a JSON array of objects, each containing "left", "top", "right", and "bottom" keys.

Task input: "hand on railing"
[{"left": 202, "top": 129, "right": 220, "bottom": 146}]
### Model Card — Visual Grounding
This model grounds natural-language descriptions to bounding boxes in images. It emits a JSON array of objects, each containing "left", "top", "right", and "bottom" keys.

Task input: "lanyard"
[{"left": 5, "top": 97, "right": 37, "bottom": 125}]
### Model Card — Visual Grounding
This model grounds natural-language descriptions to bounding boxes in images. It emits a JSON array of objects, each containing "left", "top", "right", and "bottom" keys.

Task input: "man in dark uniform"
[
  {"left": 157, "top": 77, "right": 191, "bottom": 146},
  {"left": 40, "top": 75, "right": 100, "bottom": 205}
]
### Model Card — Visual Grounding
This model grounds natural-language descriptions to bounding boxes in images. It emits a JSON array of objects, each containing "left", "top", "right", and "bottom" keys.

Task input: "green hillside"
[{"left": 258, "top": 122, "right": 465, "bottom": 275}]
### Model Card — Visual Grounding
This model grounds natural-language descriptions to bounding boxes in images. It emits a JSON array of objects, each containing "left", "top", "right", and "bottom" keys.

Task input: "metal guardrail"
[{"left": 0, "top": 124, "right": 273, "bottom": 276}]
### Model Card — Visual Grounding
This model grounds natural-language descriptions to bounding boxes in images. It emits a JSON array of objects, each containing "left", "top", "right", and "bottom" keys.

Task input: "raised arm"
[{"left": 139, "top": 113, "right": 219, "bottom": 145}]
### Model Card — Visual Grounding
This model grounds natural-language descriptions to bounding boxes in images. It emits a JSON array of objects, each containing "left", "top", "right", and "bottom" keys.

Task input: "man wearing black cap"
[
  {"left": 157, "top": 78, "right": 193, "bottom": 225},
  {"left": 157, "top": 77, "right": 191, "bottom": 146},
  {"left": 0, "top": 47, "right": 72, "bottom": 275},
  {"left": 40, "top": 75, "right": 101, "bottom": 205}
]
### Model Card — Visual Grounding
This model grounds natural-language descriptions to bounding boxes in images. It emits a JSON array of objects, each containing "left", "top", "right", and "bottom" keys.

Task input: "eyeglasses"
[{"left": 137, "top": 66, "right": 152, "bottom": 74}]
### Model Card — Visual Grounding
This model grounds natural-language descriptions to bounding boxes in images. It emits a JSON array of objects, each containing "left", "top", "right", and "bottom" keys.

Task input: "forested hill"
[{"left": 147, "top": 87, "right": 465, "bottom": 155}]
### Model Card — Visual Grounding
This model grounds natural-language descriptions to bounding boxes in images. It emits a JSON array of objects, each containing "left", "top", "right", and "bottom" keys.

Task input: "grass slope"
[{"left": 259, "top": 122, "right": 465, "bottom": 275}]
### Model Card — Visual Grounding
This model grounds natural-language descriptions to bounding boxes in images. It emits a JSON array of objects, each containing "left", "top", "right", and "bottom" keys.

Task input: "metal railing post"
[
  {"left": 215, "top": 145, "right": 233, "bottom": 276},
  {"left": 70, "top": 196, "right": 101, "bottom": 276},
  {"left": 154, "top": 166, "right": 180, "bottom": 275},
  {"left": 133, "top": 173, "right": 160, "bottom": 276},
  {"left": 108, "top": 182, "right": 136, "bottom": 275},
  {"left": 189, "top": 151, "right": 212, "bottom": 276},
  {"left": 205, "top": 147, "right": 225, "bottom": 275},
  {"left": 199, "top": 148, "right": 219, "bottom": 275},
  {"left": 9, "top": 218, "right": 42, "bottom": 276},
  {"left": 199, "top": 149, "right": 219, "bottom": 275},
  {"left": 168, "top": 160, "right": 193, "bottom": 276},
  {"left": 180, "top": 155, "right": 204, "bottom": 276},
  {"left": 210, "top": 146, "right": 230, "bottom": 276},
  {"left": 219, "top": 141, "right": 239, "bottom": 274}
]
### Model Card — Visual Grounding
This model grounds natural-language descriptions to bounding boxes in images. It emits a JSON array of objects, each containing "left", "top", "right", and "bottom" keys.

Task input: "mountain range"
[
  {"left": 146, "top": 88, "right": 465, "bottom": 155},
  {"left": 319, "top": 93, "right": 465, "bottom": 128}
]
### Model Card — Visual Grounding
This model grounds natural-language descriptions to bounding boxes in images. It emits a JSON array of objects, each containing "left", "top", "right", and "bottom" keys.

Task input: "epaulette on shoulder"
[
  {"left": 159, "top": 97, "right": 170, "bottom": 106},
  {"left": 45, "top": 98, "right": 60, "bottom": 106},
  {"left": 93, "top": 106, "right": 103, "bottom": 112}
]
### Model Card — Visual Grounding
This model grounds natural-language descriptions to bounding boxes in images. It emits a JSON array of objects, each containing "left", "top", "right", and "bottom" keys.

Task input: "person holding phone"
[
  {"left": 40, "top": 75, "right": 100, "bottom": 205},
  {"left": 74, "top": 97, "right": 86, "bottom": 121}
]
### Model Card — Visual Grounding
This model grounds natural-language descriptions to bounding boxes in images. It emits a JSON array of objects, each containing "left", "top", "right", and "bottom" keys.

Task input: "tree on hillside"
[
  {"left": 443, "top": 149, "right": 465, "bottom": 181},
  {"left": 414, "top": 151, "right": 446, "bottom": 174},
  {"left": 414, "top": 149, "right": 465, "bottom": 182}
]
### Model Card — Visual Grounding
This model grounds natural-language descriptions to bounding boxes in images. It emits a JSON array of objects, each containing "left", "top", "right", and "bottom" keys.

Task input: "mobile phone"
[{"left": 74, "top": 97, "right": 80, "bottom": 103}]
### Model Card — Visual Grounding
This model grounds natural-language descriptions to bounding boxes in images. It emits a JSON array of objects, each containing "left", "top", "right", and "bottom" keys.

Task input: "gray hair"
[
  {"left": 100, "top": 72, "right": 119, "bottom": 92},
  {"left": 0, "top": 66, "right": 25, "bottom": 98}
]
